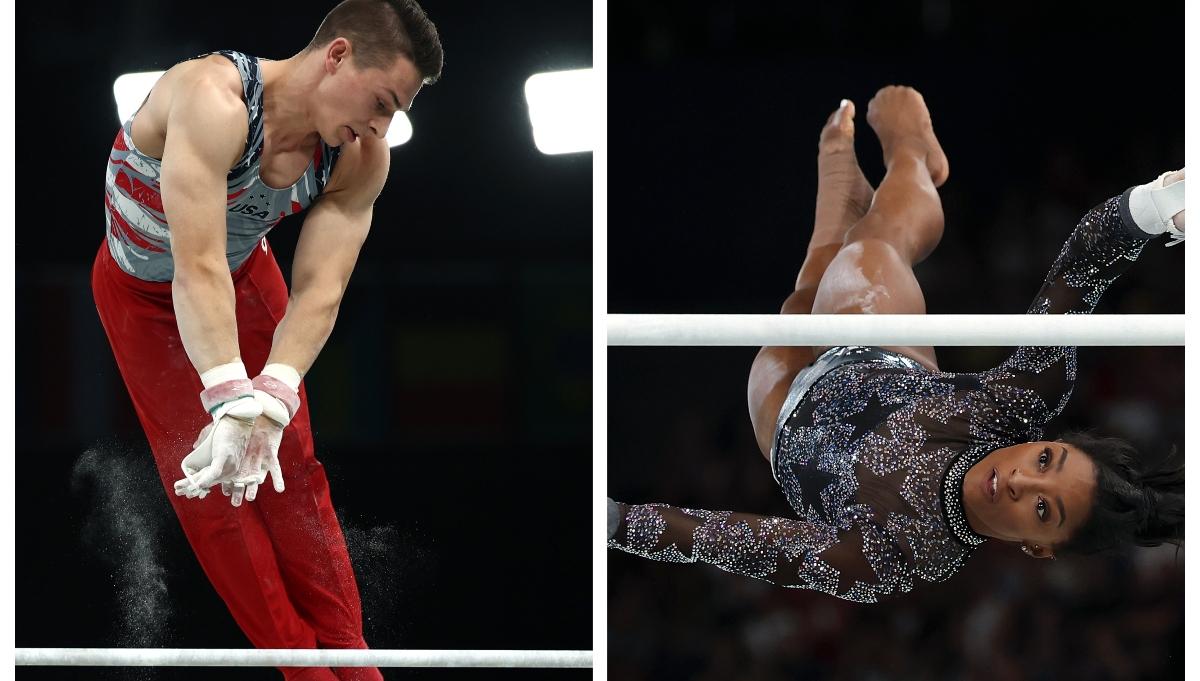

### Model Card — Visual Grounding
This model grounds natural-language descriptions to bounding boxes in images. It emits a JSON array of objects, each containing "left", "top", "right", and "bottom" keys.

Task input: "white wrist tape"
[
  {"left": 262, "top": 363, "right": 302, "bottom": 392},
  {"left": 253, "top": 368, "right": 301, "bottom": 424},
  {"left": 200, "top": 361, "right": 249, "bottom": 389},
  {"left": 1129, "top": 171, "right": 1185, "bottom": 242}
]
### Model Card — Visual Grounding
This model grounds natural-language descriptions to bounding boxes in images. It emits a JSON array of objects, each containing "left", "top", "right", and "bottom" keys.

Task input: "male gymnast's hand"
[
  {"left": 174, "top": 376, "right": 262, "bottom": 499},
  {"left": 224, "top": 370, "right": 301, "bottom": 506}
]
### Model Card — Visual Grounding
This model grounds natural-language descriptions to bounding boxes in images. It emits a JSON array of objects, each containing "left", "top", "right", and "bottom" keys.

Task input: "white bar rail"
[
  {"left": 15, "top": 648, "right": 593, "bottom": 668},
  {"left": 606, "top": 314, "right": 1183, "bottom": 347}
]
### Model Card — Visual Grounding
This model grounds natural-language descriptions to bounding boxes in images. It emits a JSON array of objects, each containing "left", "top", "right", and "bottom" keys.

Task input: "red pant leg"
[
  {"left": 228, "top": 243, "right": 383, "bottom": 681},
  {"left": 91, "top": 242, "right": 365, "bottom": 681}
]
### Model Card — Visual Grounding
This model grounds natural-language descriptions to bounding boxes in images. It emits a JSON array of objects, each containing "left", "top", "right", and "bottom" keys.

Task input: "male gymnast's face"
[
  {"left": 961, "top": 441, "right": 1097, "bottom": 558},
  {"left": 316, "top": 38, "right": 424, "bottom": 147}
]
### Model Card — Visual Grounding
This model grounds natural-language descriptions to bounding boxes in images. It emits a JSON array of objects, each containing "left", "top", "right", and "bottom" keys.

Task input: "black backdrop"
[
  {"left": 608, "top": 1, "right": 1183, "bottom": 680},
  {"left": 16, "top": 2, "right": 592, "bottom": 679}
]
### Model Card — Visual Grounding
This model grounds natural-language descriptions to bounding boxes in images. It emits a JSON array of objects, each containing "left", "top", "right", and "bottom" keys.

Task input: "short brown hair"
[{"left": 307, "top": 0, "right": 444, "bottom": 84}]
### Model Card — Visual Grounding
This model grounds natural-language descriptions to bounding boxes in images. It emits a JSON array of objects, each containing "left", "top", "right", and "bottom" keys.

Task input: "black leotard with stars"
[{"left": 609, "top": 188, "right": 1161, "bottom": 603}]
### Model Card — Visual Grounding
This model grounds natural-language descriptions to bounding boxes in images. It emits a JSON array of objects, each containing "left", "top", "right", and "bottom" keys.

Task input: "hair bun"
[{"left": 1057, "top": 431, "right": 1183, "bottom": 553}]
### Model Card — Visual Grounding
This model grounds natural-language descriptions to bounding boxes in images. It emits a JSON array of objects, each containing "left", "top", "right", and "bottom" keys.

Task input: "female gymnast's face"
[
  {"left": 961, "top": 441, "right": 1097, "bottom": 558},
  {"left": 317, "top": 40, "right": 424, "bottom": 147}
]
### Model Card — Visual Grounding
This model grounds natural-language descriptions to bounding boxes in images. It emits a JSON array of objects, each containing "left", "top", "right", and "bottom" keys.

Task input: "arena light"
[
  {"left": 112, "top": 71, "right": 412, "bottom": 147},
  {"left": 385, "top": 113, "right": 413, "bottom": 147},
  {"left": 524, "top": 68, "right": 594, "bottom": 155},
  {"left": 113, "top": 71, "right": 165, "bottom": 123}
]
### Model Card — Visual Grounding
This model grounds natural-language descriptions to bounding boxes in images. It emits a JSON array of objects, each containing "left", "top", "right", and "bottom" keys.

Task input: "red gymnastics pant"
[{"left": 92, "top": 240, "right": 383, "bottom": 681}]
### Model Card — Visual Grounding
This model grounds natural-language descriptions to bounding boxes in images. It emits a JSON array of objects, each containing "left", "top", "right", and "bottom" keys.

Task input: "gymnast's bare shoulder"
[
  {"left": 322, "top": 131, "right": 390, "bottom": 204},
  {"left": 127, "top": 55, "right": 249, "bottom": 168}
]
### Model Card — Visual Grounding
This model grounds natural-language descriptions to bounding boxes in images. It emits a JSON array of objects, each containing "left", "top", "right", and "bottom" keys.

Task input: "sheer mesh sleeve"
[
  {"left": 608, "top": 501, "right": 910, "bottom": 603},
  {"left": 987, "top": 191, "right": 1156, "bottom": 423}
]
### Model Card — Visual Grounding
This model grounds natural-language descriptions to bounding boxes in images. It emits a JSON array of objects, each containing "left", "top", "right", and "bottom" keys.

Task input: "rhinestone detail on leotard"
[{"left": 610, "top": 189, "right": 1158, "bottom": 603}]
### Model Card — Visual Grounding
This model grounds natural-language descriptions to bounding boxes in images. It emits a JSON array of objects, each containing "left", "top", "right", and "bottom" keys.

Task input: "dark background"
[
  {"left": 608, "top": 1, "right": 1183, "bottom": 680},
  {"left": 16, "top": 1, "right": 591, "bottom": 679}
]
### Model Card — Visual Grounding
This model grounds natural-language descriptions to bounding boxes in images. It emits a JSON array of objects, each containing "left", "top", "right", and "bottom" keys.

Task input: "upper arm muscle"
[
  {"left": 291, "top": 137, "right": 391, "bottom": 297},
  {"left": 159, "top": 70, "right": 248, "bottom": 267}
]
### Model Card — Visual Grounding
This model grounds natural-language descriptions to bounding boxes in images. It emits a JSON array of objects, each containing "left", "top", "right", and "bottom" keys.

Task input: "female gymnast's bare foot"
[
  {"left": 866, "top": 86, "right": 950, "bottom": 187},
  {"left": 813, "top": 100, "right": 876, "bottom": 247}
]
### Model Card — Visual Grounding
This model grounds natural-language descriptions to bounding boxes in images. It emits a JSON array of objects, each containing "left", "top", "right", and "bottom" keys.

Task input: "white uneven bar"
[
  {"left": 15, "top": 648, "right": 593, "bottom": 669},
  {"left": 607, "top": 314, "right": 1183, "bottom": 347}
]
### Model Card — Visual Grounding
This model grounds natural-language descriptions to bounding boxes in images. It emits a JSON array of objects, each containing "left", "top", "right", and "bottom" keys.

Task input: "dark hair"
[
  {"left": 1057, "top": 431, "right": 1183, "bottom": 555},
  {"left": 307, "top": 0, "right": 444, "bottom": 84}
]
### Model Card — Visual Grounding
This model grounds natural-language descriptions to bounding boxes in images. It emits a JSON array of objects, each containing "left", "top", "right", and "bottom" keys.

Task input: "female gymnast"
[{"left": 607, "top": 86, "right": 1185, "bottom": 603}]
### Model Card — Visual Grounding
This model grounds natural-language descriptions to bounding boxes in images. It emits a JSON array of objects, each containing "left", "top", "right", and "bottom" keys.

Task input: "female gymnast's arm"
[
  {"left": 608, "top": 500, "right": 906, "bottom": 602},
  {"left": 985, "top": 180, "right": 1178, "bottom": 418}
]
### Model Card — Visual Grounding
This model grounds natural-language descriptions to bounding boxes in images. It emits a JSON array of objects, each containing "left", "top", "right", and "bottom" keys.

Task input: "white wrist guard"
[
  {"left": 200, "top": 361, "right": 249, "bottom": 389},
  {"left": 252, "top": 370, "right": 301, "bottom": 426},
  {"left": 1129, "top": 171, "right": 1185, "bottom": 246},
  {"left": 262, "top": 363, "right": 302, "bottom": 392},
  {"left": 200, "top": 379, "right": 255, "bottom": 415}
]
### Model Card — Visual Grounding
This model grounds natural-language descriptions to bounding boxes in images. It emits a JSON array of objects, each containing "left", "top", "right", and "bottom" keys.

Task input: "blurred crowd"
[{"left": 610, "top": 540, "right": 1182, "bottom": 681}]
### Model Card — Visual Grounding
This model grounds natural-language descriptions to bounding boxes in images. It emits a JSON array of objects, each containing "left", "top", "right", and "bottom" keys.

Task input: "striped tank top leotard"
[{"left": 104, "top": 50, "right": 342, "bottom": 282}]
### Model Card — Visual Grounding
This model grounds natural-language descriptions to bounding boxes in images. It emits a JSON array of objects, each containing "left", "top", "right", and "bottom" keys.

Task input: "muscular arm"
[
  {"left": 159, "top": 75, "right": 249, "bottom": 374},
  {"left": 266, "top": 137, "right": 390, "bottom": 375}
]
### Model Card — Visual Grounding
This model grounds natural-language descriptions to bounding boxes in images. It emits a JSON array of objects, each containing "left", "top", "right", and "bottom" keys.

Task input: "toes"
[
  {"left": 819, "top": 100, "right": 856, "bottom": 150},
  {"left": 830, "top": 99, "right": 854, "bottom": 128},
  {"left": 837, "top": 100, "right": 856, "bottom": 132}
]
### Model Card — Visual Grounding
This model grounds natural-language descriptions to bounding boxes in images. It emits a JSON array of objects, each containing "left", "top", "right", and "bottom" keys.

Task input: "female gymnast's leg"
[
  {"left": 748, "top": 83, "right": 945, "bottom": 457},
  {"left": 810, "top": 86, "right": 947, "bottom": 366},
  {"left": 747, "top": 99, "right": 876, "bottom": 458}
]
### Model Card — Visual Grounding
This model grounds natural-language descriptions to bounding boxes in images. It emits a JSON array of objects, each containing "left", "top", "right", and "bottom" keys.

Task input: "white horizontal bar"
[
  {"left": 15, "top": 648, "right": 593, "bottom": 669},
  {"left": 607, "top": 314, "right": 1183, "bottom": 347}
]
